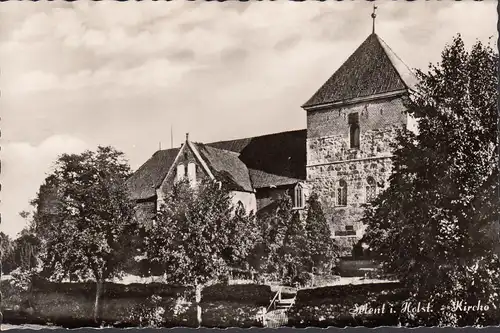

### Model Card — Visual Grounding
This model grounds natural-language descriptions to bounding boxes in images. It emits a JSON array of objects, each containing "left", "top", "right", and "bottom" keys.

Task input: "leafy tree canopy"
[
  {"left": 255, "top": 192, "right": 338, "bottom": 284},
  {"left": 30, "top": 146, "right": 137, "bottom": 321},
  {"left": 144, "top": 179, "right": 257, "bottom": 287},
  {"left": 1, "top": 231, "right": 15, "bottom": 274},
  {"left": 362, "top": 35, "right": 498, "bottom": 326},
  {"left": 305, "top": 193, "right": 338, "bottom": 273}
]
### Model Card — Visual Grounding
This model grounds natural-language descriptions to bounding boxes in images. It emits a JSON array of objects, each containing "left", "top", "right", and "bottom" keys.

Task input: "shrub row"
[
  {"left": 31, "top": 279, "right": 191, "bottom": 299},
  {"left": 289, "top": 304, "right": 402, "bottom": 328},
  {"left": 3, "top": 280, "right": 271, "bottom": 328},
  {"left": 3, "top": 296, "right": 198, "bottom": 328},
  {"left": 289, "top": 282, "right": 408, "bottom": 327},
  {"left": 202, "top": 284, "right": 272, "bottom": 305},
  {"left": 295, "top": 281, "right": 404, "bottom": 305},
  {"left": 201, "top": 301, "right": 263, "bottom": 328},
  {"left": 14, "top": 279, "right": 270, "bottom": 304}
]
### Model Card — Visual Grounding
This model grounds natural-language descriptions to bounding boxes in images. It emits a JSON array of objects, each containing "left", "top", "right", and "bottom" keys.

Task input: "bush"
[{"left": 291, "top": 272, "right": 313, "bottom": 288}]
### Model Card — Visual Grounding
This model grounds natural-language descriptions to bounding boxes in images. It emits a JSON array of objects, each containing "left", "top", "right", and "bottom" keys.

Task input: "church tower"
[{"left": 302, "top": 26, "right": 418, "bottom": 256}]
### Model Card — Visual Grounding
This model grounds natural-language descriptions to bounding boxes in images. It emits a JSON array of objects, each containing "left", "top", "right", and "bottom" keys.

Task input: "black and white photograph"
[{"left": 0, "top": 0, "right": 498, "bottom": 329}]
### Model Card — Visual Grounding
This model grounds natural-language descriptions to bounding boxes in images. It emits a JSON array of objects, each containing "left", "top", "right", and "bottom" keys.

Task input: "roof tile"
[
  {"left": 303, "top": 33, "right": 417, "bottom": 108},
  {"left": 195, "top": 144, "right": 253, "bottom": 192},
  {"left": 127, "top": 129, "right": 306, "bottom": 200},
  {"left": 126, "top": 148, "right": 179, "bottom": 200}
]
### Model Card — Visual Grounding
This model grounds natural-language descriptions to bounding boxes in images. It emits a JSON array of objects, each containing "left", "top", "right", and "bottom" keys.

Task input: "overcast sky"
[{"left": 0, "top": 1, "right": 497, "bottom": 237}]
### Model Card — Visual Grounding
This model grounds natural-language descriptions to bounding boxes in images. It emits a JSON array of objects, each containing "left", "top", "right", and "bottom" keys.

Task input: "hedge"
[
  {"left": 288, "top": 282, "right": 407, "bottom": 327},
  {"left": 295, "top": 281, "right": 404, "bottom": 305},
  {"left": 201, "top": 284, "right": 272, "bottom": 305},
  {"left": 31, "top": 279, "right": 192, "bottom": 299},
  {"left": 201, "top": 301, "right": 263, "bottom": 328},
  {"left": 2, "top": 279, "right": 273, "bottom": 328}
]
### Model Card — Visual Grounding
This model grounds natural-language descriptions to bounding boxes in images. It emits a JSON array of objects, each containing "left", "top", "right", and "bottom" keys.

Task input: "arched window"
[
  {"left": 366, "top": 177, "right": 376, "bottom": 202},
  {"left": 337, "top": 180, "right": 347, "bottom": 206},
  {"left": 176, "top": 164, "right": 185, "bottom": 181},
  {"left": 294, "top": 183, "right": 305, "bottom": 209},
  {"left": 187, "top": 163, "right": 197, "bottom": 186},
  {"left": 349, "top": 113, "right": 360, "bottom": 149}
]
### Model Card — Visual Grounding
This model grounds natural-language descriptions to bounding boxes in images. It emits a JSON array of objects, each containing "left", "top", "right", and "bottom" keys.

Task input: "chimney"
[{"left": 186, "top": 133, "right": 189, "bottom": 142}]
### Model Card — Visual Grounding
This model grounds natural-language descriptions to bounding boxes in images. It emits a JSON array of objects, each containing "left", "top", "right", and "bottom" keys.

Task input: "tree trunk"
[
  {"left": 195, "top": 282, "right": 202, "bottom": 327},
  {"left": 94, "top": 278, "right": 104, "bottom": 324}
]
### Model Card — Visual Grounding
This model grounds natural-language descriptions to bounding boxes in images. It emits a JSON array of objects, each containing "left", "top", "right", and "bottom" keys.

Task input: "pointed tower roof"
[{"left": 303, "top": 33, "right": 417, "bottom": 109}]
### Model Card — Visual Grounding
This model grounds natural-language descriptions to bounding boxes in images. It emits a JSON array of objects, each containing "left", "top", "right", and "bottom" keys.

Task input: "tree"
[
  {"left": 304, "top": 193, "right": 338, "bottom": 274},
  {"left": 254, "top": 195, "right": 293, "bottom": 281},
  {"left": 254, "top": 193, "right": 337, "bottom": 285},
  {"left": 31, "top": 146, "right": 137, "bottom": 323},
  {"left": 8, "top": 224, "right": 41, "bottom": 313},
  {"left": 0, "top": 232, "right": 15, "bottom": 274},
  {"left": 223, "top": 202, "right": 261, "bottom": 271},
  {"left": 13, "top": 215, "right": 41, "bottom": 272},
  {"left": 279, "top": 211, "right": 307, "bottom": 284},
  {"left": 362, "top": 35, "right": 498, "bottom": 326},
  {"left": 143, "top": 179, "right": 256, "bottom": 326}
]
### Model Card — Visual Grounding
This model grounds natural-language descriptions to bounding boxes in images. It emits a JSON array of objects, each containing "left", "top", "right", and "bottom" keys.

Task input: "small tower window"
[
  {"left": 349, "top": 113, "right": 360, "bottom": 149},
  {"left": 366, "top": 177, "right": 376, "bottom": 202},
  {"left": 337, "top": 180, "right": 347, "bottom": 206},
  {"left": 294, "top": 183, "right": 305, "bottom": 209}
]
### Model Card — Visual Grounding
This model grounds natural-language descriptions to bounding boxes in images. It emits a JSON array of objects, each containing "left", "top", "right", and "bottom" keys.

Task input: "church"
[{"left": 126, "top": 30, "right": 419, "bottom": 256}]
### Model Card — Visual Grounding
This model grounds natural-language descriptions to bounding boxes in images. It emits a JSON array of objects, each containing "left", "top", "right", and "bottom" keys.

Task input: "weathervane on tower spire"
[{"left": 371, "top": 4, "right": 378, "bottom": 34}]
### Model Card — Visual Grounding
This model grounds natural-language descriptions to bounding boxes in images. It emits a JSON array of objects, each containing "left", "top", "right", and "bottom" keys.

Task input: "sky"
[{"left": 0, "top": 0, "right": 497, "bottom": 238}]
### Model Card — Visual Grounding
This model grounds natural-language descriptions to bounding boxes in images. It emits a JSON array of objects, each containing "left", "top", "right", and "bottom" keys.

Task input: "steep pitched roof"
[
  {"left": 303, "top": 33, "right": 418, "bottom": 108},
  {"left": 126, "top": 148, "right": 179, "bottom": 200},
  {"left": 127, "top": 129, "right": 307, "bottom": 200},
  {"left": 195, "top": 144, "right": 253, "bottom": 192},
  {"left": 208, "top": 129, "right": 307, "bottom": 183}
]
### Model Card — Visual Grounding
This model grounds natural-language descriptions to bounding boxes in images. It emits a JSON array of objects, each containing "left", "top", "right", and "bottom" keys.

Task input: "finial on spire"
[{"left": 371, "top": 4, "right": 377, "bottom": 34}]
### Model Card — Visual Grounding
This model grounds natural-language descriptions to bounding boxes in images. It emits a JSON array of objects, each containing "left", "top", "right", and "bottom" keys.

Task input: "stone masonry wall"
[
  {"left": 307, "top": 157, "right": 393, "bottom": 254},
  {"left": 307, "top": 96, "right": 407, "bottom": 165},
  {"left": 306, "top": 96, "right": 408, "bottom": 255}
]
